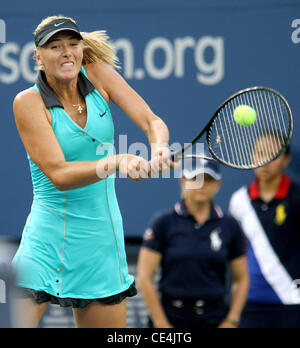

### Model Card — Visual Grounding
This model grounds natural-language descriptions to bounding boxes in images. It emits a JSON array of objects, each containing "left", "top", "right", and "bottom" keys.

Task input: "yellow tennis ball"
[{"left": 234, "top": 105, "right": 257, "bottom": 126}]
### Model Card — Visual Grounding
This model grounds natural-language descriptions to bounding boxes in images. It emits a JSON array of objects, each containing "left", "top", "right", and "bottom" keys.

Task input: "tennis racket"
[{"left": 171, "top": 87, "right": 293, "bottom": 170}]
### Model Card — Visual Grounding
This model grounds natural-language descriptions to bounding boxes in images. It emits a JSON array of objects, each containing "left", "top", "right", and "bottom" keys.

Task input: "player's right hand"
[{"left": 118, "top": 154, "right": 151, "bottom": 182}]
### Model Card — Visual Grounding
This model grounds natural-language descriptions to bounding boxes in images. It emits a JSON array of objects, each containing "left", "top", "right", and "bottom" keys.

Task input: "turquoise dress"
[{"left": 13, "top": 66, "right": 134, "bottom": 299}]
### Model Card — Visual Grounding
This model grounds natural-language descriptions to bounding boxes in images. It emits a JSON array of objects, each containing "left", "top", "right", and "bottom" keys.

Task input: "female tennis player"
[{"left": 12, "top": 15, "right": 173, "bottom": 328}]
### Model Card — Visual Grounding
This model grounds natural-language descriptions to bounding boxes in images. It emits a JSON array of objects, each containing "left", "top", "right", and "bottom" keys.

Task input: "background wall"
[{"left": 1, "top": 0, "right": 300, "bottom": 239}]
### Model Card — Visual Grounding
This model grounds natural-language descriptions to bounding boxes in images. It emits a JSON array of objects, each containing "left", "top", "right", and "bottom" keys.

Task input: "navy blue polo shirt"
[
  {"left": 142, "top": 201, "right": 245, "bottom": 301},
  {"left": 245, "top": 175, "right": 300, "bottom": 304}
]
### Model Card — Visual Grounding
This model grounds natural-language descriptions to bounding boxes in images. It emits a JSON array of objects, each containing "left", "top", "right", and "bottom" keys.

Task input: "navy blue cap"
[
  {"left": 182, "top": 157, "right": 222, "bottom": 180},
  {"left": 34, "top": 19, "right": 83, "bottom": 47}
]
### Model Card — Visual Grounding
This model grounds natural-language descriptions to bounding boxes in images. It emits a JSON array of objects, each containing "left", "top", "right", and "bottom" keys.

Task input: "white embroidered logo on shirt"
[
  {"left": 210, "top": 229, "right": 222, "bottom": 251},
  {"left": 143, "top": 228, "right": 155, "bottom": 241}
]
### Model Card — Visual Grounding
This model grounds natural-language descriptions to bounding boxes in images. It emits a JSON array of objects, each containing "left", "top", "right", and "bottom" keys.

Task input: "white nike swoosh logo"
[{"left": 54, "top": 22, "right": 65, "bottom": 27}]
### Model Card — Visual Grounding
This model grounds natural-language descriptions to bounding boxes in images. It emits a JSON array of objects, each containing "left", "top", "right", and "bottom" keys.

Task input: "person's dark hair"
[{"left": 284, "top": 144, "right": 291, "bottom": 155}]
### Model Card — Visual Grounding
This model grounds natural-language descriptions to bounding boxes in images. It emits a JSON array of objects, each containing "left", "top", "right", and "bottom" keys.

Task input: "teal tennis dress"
[{"left": 13, "top": 66, "right": 135, "bottom": 302}]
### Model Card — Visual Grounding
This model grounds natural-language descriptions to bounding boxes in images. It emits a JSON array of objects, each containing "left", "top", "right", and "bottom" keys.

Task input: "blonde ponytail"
[{"left": 81, "top": 31, "right": 120, "bottom": 69}]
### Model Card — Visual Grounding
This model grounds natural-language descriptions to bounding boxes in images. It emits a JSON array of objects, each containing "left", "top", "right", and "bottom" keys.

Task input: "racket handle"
[{"left": 148, "top": 154, "right": 175, "bottom": 163}]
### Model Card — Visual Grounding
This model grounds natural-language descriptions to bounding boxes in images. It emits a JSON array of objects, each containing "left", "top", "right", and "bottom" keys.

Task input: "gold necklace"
[
  {"left": 62, "top": 95, "right": 86, "bottom": 114},
  {"left": 71, "top": 102, "right": 85, "bottom": 114}
]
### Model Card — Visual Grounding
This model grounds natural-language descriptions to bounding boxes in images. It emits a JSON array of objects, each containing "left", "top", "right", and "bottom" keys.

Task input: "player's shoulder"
[
  {"left": 84, "top": 62, "right": 113, "bottom": 102},
  {"left": 84, "top": 61, "right": 117, "bottom": 81},
  {"left": 13, "top": 88, "right": 48, "bottom": 128},
  {"left": 14, "top": 88, "right": 42, "bottom": 111}
]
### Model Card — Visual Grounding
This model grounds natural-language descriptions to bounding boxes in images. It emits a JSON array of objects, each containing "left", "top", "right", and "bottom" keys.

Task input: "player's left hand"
[{"left": 150, "top": 144, "right": 175, "bottom": 176}]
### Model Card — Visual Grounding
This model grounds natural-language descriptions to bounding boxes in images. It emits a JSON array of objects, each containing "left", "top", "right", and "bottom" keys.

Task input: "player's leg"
[
  {"left": 72, "top": 299, "right": 127, "bottom": 328},
  {"left": 14, "top": 298, "right": 50, "bottom": 328}
]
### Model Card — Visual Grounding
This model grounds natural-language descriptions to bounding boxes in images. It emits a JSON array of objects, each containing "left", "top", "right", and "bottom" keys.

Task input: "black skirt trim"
[{"left": 17, "top": 282, "right": 138, "bottom": 309}]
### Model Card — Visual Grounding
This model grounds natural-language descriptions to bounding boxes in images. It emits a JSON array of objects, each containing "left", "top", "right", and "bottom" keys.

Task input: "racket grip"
[{"left": 148, "top": 154, "right": 175, "bottom": 163}]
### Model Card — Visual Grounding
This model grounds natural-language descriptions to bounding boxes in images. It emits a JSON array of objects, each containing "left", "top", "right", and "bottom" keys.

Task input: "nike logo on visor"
[{"left": 54, "top": 22, "right": 65, "bottom": 27}]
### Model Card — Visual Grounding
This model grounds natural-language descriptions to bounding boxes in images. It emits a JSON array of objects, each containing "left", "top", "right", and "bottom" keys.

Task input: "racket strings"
[{"left": 208, "top": 89, "right": 291, "bottom": 169}]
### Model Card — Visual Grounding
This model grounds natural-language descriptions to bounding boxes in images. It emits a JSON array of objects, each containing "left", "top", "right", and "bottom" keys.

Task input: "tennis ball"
[{"left": 234, "top": 105, "right": 257, "bottom": 126}]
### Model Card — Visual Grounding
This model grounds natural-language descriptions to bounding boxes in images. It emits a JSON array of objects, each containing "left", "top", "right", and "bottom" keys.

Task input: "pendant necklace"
[
  {"left": 62, "top": 95, "right": 85, "bottom": 114},
  {"left": 71, "top": 98, "right": 85, "bottom": 114}
]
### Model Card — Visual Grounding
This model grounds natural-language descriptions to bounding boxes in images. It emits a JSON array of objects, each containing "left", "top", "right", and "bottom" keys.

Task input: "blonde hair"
[{"left": 34, "top": 15, "right": 120, "bottom": 70}]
